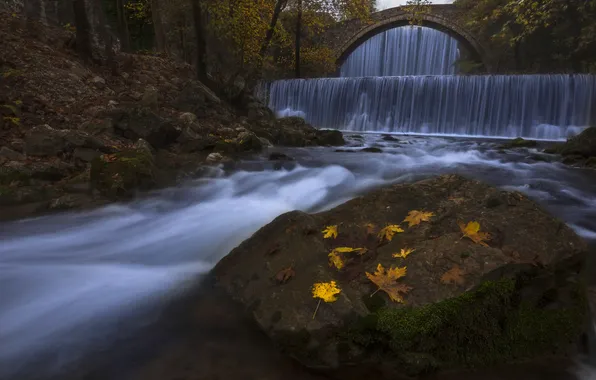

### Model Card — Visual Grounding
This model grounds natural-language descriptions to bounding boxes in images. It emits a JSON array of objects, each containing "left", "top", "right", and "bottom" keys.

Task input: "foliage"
[
  {"left": 402, "top": 210, "right": 434, "bottom": 227},
  {"left": 275, "top": 266, "right": 295, "bottom": 283},
  {"left": 455, "top": 0, "right": 596, "bottom": 72},
  {"left": 403, "top": 0, "right": 431, "bottom": 26},
  {"left": 328, "top": 247, "right": 366, "bottom": 270},
  {"left": 366, "top": 263, "right": 411, "bottom": 303},
  {"left": 322, "top": 225, "right": 338, "bottom": 239},
  {"left": 458, "top": 221, "right": 491, "bottom": 247},
  {"left": 312, "top": 280, "right": 342, "bottom": 318},
  {"left": 377, "top": 224, "right": 404, "bottom": 242}
]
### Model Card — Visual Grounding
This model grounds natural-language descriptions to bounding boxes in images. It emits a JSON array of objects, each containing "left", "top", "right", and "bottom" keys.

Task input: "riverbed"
[{"left": 1, "top": 134, "right": 595, "bottom": 380}]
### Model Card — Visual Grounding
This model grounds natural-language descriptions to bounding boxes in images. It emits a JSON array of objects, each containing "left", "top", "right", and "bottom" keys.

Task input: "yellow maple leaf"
[
  {"left": 403, "top": 210, "right": 434, "bottom": 227},
  {"left": 365, "top": 263, "right": 411, "bottom": 303},
  {"left": 377, "top": 225, "right": 404, "bottom": 242},
  {"left": 322, "top": 225, "right": 338, "bottom": 239},
  {"left": 312, "top": 280, "right": 341, "bottom": 319},
  {"left": 458, "top": 221, "right": 491, "bottom": 247},
  {"left": 392, "top": 248, "right": 415, "bottom": 259},
  {"left": 328, "top": 247, "right": 366, "bottom": 270}
]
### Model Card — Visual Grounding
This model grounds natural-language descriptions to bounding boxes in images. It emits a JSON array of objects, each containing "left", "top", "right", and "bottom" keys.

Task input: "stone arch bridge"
[{"left": 324, "top": 4, "right": 494, "bottom": 73}]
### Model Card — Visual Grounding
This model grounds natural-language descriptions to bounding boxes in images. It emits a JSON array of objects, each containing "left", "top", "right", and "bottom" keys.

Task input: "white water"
[
  {"left": 1, "top": 136, "right": 596, "bottom": 379},
  {"left": 266, "top": 75, "right": 596, "bottom": 140},
  {"left": 340, "top": 26, "right": 460, "bottom": 77}
]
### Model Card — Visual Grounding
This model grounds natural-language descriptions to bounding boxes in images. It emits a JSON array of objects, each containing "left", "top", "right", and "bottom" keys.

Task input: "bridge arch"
[{"left": 333, "top": 6, "right": 490, "bottom": 73}]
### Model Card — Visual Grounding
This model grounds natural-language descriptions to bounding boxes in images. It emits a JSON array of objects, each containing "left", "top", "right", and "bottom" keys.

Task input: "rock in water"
[{"left": 213, "top": 174, "right": 588, "bottom": 379}]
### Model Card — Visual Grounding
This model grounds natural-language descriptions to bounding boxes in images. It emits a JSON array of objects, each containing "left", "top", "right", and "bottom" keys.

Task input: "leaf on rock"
[
  {"left": 322, "top": 225, "right": 338, "bottom": 239},
  {"left": 393, "top": 248, "right": 415, "bottom": 259},
  {"left": 275, "top": 266, "right": 295, "bottom": 284},
  {"left": 458, "top": 221, "right": 491, "bottom": 247},
  {"left": 440, "top": 265, "right": 466, "bottom": 285},
  {"left": 366, "top": 263, "right": 411, "bottom": 303},
  {"left": 328, "top": 247, "right": 366, "bottom": 270},
  {"left": 364, "top": 223, "right": 376, "bottom": 235},
  {"left": 377, "top": 225, "right": 404, "bottom": 242},
  {"left": 312, "top": 281, "right": 341, "bottom": 303},
  {"left": 403, "top": 210, "right": 434, "bottom": 227}
]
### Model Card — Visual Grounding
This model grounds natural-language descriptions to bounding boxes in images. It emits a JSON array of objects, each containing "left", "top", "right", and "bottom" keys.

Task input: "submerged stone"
[{"left": 213, "top": 174, "right": 588, "bottom": 379}]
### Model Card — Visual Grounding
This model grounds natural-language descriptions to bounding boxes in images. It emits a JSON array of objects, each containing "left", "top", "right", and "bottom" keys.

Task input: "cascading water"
[
  {"left": 267, "top": 74, "right": 596, "bottom": 140},
  {"left": 340, "top": 26, "right": 460, "bottom": 77}
]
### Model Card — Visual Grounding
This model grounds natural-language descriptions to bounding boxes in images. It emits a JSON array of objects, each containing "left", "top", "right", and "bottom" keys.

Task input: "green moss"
[
  {"left": 501, "top": 138, "right": 538, "bottom": 149},
  {"left": 346, "top": 279, "right": 586, "bottom": 372},
  {"left": 90, "top": 149, "right": 155, "bottom": 198}
]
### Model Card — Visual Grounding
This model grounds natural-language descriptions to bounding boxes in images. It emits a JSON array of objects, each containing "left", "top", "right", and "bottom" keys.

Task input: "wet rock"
[
  {"left": 545, "top": 127, "right": 596, "bottom": 163},
  {"left": 501, "top": 137, "right": 538, "bottom": 149},
  {"left": 360, "top": 147, "right": 383, "bottom": 153},
  {"left": 108, "top": 107, "right": 180, "bottom": 149},
  {"left": 206, "top": 152, "right": 225, "bottom": 163},
  {"left": 215, "top": 131, "right": 263, "bottom": 154},
  {"left": 90, "top": 149, "right": 155, "bottom": 198},
  {"left": 269, "top": 152, "right": 294, "bottom": 161},
  {"left": 259, "top": 137, "right": 273, "bottom": 148},
  {"left": 247, "top": 102, "right": 274, "bottom": 120},
  {"left": 382, "top": 135, "right": 400, "bottom": 142},
  {"left": 316, "top": 130, "right": 345, "bottom": 146},
  {"left": 133, "top": 138, "right": 155, "bottom": 156},
  {"left": 0, "top": 146, "right": 25, "bottom": 161},
  {"left": 214, "top": 174, "right": 588, "bottom": 379}
]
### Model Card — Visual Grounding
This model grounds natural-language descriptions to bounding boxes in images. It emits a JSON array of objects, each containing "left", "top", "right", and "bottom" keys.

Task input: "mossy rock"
[
  {"left": 90, "top": 149, "right": 155, "bottom": 198},
  {"left": 545, "top": 127, "right": 596, "bottom": 158},
  {"left": 213, "top": 175, "right": 588, "bottom": 379},
  {"left": 501, "top": 137, "right": 538, "bottom": 149}
]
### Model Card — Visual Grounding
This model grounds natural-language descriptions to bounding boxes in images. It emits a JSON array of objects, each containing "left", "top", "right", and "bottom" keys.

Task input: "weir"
[
  {"left": 340, "top": 26, "right": 460, "bottom": 77},
  {"left": 264, "top": 74, "right": 596, "bottom": 140}
]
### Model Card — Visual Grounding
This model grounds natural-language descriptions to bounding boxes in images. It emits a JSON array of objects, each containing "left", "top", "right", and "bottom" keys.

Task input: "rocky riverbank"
[
  {"left": 214, "top": 174, "right": 590, "bottom": 379},
  {"left": 0, "top": 12, "right": 344, "bottom": 220}
]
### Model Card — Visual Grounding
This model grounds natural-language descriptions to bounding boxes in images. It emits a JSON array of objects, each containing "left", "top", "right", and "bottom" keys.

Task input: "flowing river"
[{"left": 1, "top": 134, "right": 596, "bottom": 380}]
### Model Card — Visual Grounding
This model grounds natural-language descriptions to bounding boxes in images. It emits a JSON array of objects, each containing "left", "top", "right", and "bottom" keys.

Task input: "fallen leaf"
[
  {"left": 458, "top": 221, "right": 491, "bottom": 247},
  {"left": 441, "top": 265, "right": 466, "bottom": 285},
  {"left": 377, "top": 225, "right": 404, "bottom": 242},
  {"left": 312, "top": 280, "right": 342, "bottom": 319},
  {"left": 403, "top": 210, "right": 434, "bottom": 227},
  {"left": 322, "top": 225, "right": 338, "bottom": 239},
  {"left": 393, "top": 248, "right": 415, "bottom": 259},
  {"left": 366, "top": 263, "right": 411, "bottom": 303},
  {"left": 328, "top": 251, "right": 345, "bottom": 270},
  {"left": 275, "top": 266, "right": 295, "bottom": 284}
]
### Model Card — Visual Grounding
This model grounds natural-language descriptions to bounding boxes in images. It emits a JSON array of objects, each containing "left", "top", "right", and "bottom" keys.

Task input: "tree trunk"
[
  {"left": 295, "top": 0, "right": 302, "bottom": 78},
  {"left": 191, "top": 0, "right": 208, "bottom": 82},
  {"left": 72, "top": 0, "right": 110, "bottom": 63},
  {"left": 151, "top": 0, "right": 167, "bottom": 52},
  {"left": 259, "top": 0, "right": 287, "bottom": 56},
  {"left": 24, "top": 0, "right": 46, "bottom": 24},
  {"left": 116, "top": 0, "right": 130, "bottom": 51}
]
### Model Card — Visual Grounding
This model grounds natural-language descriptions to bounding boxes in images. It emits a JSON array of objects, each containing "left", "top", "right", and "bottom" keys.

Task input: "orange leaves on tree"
[
  {"left": 377, "top": 225, "right": 404, "bottom": 242},
  {"left": 393, "top": 248, "right": 415, "bottom": 259},
  {"left": 458, "top": 221, "right": 491, "bottom": 247},
  {"left": 441, "top": 265, "right": 466, "bottom": 285},
  {"left": 322, "top": 225, "right": 338, "bottom": 239},
  {"left": 403, "top": 210, "right": 434, "bottom": 227},
  {"left": 366, "top": 263, "right": 411, "bottom": 303}
]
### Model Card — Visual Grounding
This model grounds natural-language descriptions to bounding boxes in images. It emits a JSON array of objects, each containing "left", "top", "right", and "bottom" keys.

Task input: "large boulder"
[
  {"left": 24, "top": 125, "right": 112, "bottom": 156},
  {"left": 108, "top": 107, "right": 181, "bottom": 149},
  {"left": 248, "top": 117, "right": 344, "bottom": 147},
  {"left": 213, "top": 174, "right": 588, "bottom": 379},
  {"left": 545, "top": 127, "right": 596, "bottom": 167}
]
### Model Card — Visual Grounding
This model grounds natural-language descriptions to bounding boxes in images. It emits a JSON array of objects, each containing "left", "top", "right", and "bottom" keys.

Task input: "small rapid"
[{"left": 1, "top": 135, "right": 596, "bottom": 379}]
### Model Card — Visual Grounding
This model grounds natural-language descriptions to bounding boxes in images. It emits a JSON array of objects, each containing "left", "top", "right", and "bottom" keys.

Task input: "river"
[{"left": 1, "top": 134, "right": 595, "bottom": 380}]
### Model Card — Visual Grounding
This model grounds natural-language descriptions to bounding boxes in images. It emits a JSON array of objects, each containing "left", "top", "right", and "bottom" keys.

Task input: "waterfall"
[
  {"left": 267, "top": 75, "right": 596, "bottom": 140},
  {"left": 340, "top": 26, "right": 460, "bottom": 77}
]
